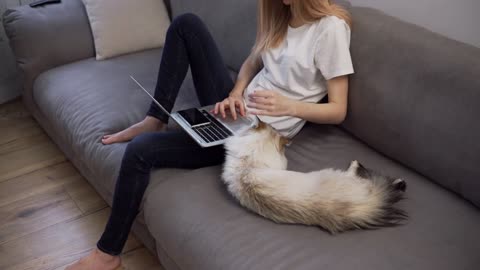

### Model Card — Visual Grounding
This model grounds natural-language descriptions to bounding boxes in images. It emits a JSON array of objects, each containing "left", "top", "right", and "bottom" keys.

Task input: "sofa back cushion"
[
  {"left": 82, "top": 0, "right": 171, "bottom": 60},
  {"left": 344, "top": 7, "right": 480, "bottom": 207},
  {"left": 169, "top": 0, "right": 257, "bottom": 71},
  {"left": 3, "top": 0, "right": 95, "bottom": 92},
  {"left": 168, "top": 0, "right": 351, "bottom": 71}
]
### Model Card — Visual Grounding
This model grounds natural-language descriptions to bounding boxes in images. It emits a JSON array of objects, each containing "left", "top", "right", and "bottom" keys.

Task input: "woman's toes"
[
  {"left": 101, "top": 135, "right": 117, "bottom": 144},
  {"left": 65, "top": 249, "right": 121, "bottom": 270},
  {"left": 100, "top": 118, "right": 166, "bottom": 145},
  {"left": 102, "top": 136, "right": 117, "bottom": 145}
]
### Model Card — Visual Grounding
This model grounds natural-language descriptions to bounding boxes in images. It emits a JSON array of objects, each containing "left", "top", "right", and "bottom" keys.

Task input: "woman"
[{"left": 67, "top": 0, "right": 354, "bottom": 269}]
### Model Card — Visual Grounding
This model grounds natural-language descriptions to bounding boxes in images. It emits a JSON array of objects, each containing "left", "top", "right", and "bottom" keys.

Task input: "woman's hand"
[
  {"left": 213, "top": 93, "right": 246, "bottom": 120},
  {"left": 247, "top": 90, "right": 297, "bottom": 117}
]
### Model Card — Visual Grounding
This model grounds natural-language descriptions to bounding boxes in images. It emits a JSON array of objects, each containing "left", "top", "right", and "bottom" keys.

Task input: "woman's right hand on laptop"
[{"left": 213, "top": 94, "right": 246, "bottom": 120}]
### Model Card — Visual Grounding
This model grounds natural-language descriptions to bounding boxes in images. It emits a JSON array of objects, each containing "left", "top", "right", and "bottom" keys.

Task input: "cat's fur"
[{"left": 222, "top": 122, "right": 407, "bottom": 233}]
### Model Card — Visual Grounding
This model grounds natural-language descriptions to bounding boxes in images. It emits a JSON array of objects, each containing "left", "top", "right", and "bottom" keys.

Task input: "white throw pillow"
[{"left": 82, "top": 0, "right": 170, "bottom": 60}]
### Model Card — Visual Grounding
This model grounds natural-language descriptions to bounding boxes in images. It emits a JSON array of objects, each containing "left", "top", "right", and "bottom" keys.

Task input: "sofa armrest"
[
  {"left": 2, "top": 0, "right": 94, "bottom": 92},
  {"left": 343, "top": 7, "right": 480, "bottom": 207}
]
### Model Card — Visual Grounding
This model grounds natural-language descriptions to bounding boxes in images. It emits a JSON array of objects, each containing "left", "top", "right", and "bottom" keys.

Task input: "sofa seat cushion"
[
  {"left": 32, "top": 48, "right": 200, "bottom": 202},
  {"left": 143, "top": 124, "right": 480, "bottom": 270}
]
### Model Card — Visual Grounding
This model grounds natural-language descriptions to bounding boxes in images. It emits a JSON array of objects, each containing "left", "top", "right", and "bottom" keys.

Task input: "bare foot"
[
  {"left": 102, "top": 116, "right": 166, "bottom": 145},
  {"left": 65, "top": 248, "right": 121, "bottom": 270}
]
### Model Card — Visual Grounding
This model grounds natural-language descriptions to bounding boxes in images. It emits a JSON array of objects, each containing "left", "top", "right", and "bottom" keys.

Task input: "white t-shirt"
[{"left": 244, "top": 15, "right": 354, "bottom": 138}]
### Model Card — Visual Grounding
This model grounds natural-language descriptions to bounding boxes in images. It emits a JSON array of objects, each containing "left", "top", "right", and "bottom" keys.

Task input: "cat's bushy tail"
[{"left": 224, "top": 161, "right": 408, "bottom": 234}]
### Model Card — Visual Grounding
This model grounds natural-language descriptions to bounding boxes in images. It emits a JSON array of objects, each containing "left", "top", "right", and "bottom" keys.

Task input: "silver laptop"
[{"left": 130, "top": 76, "right": 258, "bottom": 148}]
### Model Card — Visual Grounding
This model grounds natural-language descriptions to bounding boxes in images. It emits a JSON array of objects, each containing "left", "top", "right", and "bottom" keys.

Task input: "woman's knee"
[
  {"left": 123, "top": 134, "right": 154, "bottom": 167},
  {"left": 170, "top": 13, "right": 205, "bottom": 34}
]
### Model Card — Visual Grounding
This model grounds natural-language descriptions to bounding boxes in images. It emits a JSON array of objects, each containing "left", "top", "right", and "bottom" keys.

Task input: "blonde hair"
[{"left": 253, "top": 0, "right": 352, "bottom": 56}]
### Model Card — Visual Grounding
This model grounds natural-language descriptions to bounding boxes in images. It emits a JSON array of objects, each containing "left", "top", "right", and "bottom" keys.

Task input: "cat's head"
[
  {"left": 224, "top": 121, "right": 288, "bottom": 169},
  {"left": 348, "top": 160, "right": 407, "bottom": 192},
  {"left": 254, "top": 121, "right": 290, "bottom": 153}
]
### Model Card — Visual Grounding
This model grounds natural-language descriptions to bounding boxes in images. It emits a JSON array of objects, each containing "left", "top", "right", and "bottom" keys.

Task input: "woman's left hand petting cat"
[{"left": 247, "top": 90, "right": 298, "bottom": 117}]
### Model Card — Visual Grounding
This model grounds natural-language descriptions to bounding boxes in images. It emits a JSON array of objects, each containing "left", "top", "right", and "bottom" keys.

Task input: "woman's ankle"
[
  {"left": 94, "top": 248, "right": 120, "bottom": 262},
  {"left": 144, "top": 116, "right": 166, "bottom": 129}
]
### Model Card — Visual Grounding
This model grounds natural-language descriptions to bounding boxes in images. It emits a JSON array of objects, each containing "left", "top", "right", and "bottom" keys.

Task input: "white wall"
[{"left": 349, "top": 0, "right": 480, "bottom": 48}]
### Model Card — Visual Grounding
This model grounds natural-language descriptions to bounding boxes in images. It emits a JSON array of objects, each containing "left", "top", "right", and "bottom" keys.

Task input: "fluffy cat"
[{"left": 221, "top": 122, "right": 407, "bottom": 233}]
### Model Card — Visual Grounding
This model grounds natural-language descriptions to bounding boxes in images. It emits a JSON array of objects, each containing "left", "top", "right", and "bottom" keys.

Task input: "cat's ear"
[
  {"left": 393, "top": 178, "right": 407, "bottom": 192},
  {"left": 279, "top": 136, "right": 291, "bottom": 148},
  {"left": 256, "top": 121, "right": 267, "bottom": 130},
  {"left": 348, "top": 160, "right": 370, "bottom": 178},
  {"left": 347, "top": 160, "right": 360, "bottom": 175}
]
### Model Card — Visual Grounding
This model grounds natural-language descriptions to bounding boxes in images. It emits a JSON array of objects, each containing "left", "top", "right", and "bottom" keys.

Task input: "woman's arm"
[
  {"left": 214, "top": 52, "right": 263, "bottom": 119},
  {"left": 248, "top": 75, "right": 349, "bottom": 124},
  {"left": 230, "top": 53, "right": 263, "bottom": 96},
  {"left": 293, "top": 75, "right": 349, "bottom": 124}
]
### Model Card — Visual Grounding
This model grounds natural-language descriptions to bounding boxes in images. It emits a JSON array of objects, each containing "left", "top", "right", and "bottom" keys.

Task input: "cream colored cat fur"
[{"left": 222, "top": 123, "right": 407, "bottom": 233}]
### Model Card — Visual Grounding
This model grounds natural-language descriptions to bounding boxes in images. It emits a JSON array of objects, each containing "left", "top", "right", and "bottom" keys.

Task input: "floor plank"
[
  {"left": 0, "top": 132, "right": 53, "bottom": 156},
  {"left": 55, "top": 248, "right": 165, "bottom": 270},
  {"left": 0, "top": 98, "right": 28, "bottom": 120},
  {"left": 121, "top": 248, "right": 165, "bottom": 270},
  {"left": 0, "top": 162, "right": 79, "bottom": 208},
  {"left": 0, "top": 100, "right": 66, "bottom": 182},
  {"left": 0, "top": 99, "right": 163, "bottom": 269},
  {"left": 0, "top": 162, "right": 107, "bottom": 214},
  {"left": 0, "top": 208, "right": 141, "bottom": 270},
  {"left": 0, "top": 99, "right": 41, "bottom": 145},
  {"left": 0, "top": 186, "right": 82, "bottom": 245},
  {"left": 60, "top": 172, "right": 108, "bottom": 215},
  {"left": 0, "top": 132, "right": 66, "bottom": 182},
  {"left": 0, "top": 117, "right": 42, "bottom": 146}
]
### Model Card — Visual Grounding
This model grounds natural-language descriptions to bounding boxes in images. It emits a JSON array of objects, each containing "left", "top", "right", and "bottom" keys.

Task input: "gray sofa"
[{"left": 4, "top": 0, "right": 480, "bottom": 269}]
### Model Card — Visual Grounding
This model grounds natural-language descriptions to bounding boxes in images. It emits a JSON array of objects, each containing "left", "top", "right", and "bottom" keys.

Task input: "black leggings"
[{"left": 97, "top": 13, "right": 234, "bottom": 255}]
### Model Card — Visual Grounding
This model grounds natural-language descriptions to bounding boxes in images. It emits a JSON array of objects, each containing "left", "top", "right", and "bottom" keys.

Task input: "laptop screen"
[{"left": 178, "top": 108, "right": 210, "bottom": 127}]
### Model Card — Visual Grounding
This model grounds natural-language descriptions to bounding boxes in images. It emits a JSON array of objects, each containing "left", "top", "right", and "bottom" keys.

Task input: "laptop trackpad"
[{"left": 206, "top": 109, "right": 257, "bottom": 131}]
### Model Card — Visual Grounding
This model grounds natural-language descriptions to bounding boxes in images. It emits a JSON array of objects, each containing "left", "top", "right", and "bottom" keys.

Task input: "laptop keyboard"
[{"left": 192, "top": 111, "right": 233, "bottom": 143}]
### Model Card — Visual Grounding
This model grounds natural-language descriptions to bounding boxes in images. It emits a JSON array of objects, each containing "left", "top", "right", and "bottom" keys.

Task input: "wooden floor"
[{"left": 0, "top": 99, "right": 164, "bottom": 270}]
